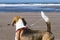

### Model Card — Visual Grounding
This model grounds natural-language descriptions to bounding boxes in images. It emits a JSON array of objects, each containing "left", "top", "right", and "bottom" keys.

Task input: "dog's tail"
[{"left": 41, "top": 11, "right": 51, "bottom": 33}]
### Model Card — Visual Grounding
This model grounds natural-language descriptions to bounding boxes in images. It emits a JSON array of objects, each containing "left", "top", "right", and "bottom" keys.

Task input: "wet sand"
[{"left": 0, "top": 12, "right": 60, "bottom": 40}]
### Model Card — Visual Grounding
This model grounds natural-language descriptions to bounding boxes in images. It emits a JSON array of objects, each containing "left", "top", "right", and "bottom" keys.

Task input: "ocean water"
[{"left": 0, "top": 4, "right": 60, "bottom": 12}]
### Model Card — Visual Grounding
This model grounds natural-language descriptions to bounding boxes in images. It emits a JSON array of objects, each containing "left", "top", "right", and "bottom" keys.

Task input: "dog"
[{"left": 10, "top": 11, "right": 54, "bottom": 40}]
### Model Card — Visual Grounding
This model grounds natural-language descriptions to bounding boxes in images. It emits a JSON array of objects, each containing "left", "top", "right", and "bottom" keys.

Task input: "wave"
[
  {"left": 0, "top": 4, "right": 60, "bottom": 7},
  {"left": 0, "top": 4, "right": 60, "bottom": 12}
]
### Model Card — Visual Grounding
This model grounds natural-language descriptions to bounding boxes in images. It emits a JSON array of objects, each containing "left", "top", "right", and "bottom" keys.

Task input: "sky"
[{"left": 0, "top": 0, "right": 60, "bottom": 3}]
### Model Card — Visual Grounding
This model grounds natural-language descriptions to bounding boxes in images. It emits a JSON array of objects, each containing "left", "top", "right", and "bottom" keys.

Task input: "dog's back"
[
  {"left": 20, "top": 28, "right": 51, "bottom": 40},
  {"left": 21, "top": 29, "right": 43, "bottom": 40}
]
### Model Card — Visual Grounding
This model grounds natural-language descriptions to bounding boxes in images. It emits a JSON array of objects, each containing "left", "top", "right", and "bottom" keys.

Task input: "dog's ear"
[
  {"left": 11, "top": 17, "right": 16, "bottom": 26},
  {"left": 22, "top": 18, "right": 27, "bottom": 26},
  {"left": 11, "top": 21, "right": 16, "bottom": 26}
]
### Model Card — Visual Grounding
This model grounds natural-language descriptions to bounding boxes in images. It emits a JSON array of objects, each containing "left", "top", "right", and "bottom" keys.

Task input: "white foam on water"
[{"left": 0, "top": 4, "right": 60, "bottom": 7}]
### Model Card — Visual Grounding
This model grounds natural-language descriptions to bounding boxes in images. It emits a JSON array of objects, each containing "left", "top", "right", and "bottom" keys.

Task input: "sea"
[{"left": 0, "top": 2, "right": 60, "bottom": 12}]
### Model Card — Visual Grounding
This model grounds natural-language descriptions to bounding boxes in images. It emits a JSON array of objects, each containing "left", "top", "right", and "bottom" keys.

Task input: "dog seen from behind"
[{"left": 10, "top": 11, "right": 54, "bottom": 40}]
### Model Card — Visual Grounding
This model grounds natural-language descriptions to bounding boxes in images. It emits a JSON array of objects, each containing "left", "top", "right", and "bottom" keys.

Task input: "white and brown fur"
[{"left": 10, "top": 11, "right": 54, "bottom": 40}]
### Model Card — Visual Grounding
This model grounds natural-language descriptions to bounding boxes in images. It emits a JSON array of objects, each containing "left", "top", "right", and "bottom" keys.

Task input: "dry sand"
[{"left": 0, "top": 12, "right": 60, "bottom": 40}]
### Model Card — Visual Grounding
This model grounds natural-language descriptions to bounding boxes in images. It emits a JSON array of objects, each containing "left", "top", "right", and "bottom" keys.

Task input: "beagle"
[{"left": 10, "top": 11, "right": 54, "bottom": 40}]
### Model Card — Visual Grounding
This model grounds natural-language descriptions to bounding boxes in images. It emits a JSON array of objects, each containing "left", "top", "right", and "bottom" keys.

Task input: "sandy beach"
[{"left": 0, "top": 12, "right": 60, "bottom": 40}]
